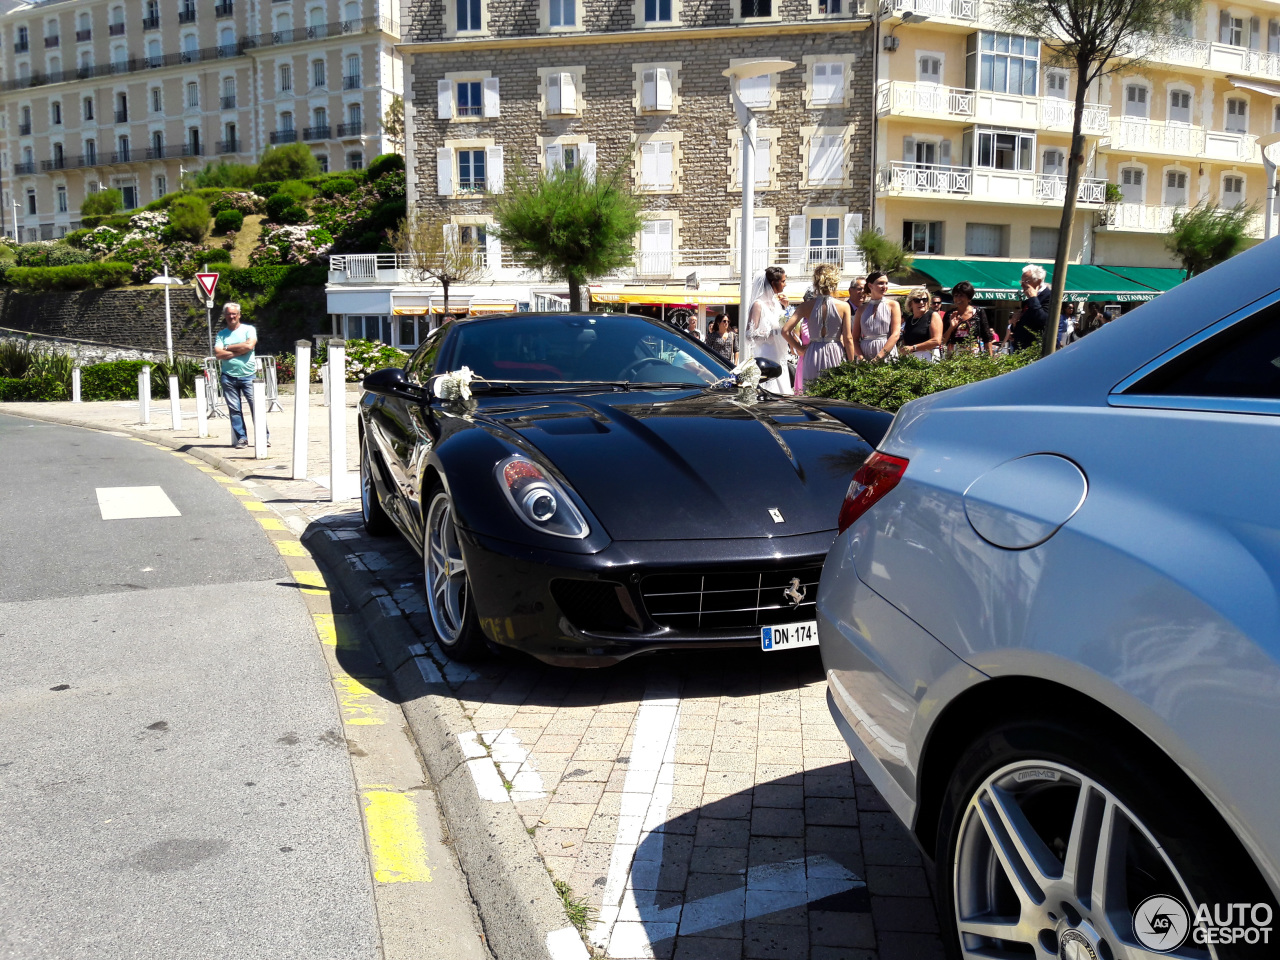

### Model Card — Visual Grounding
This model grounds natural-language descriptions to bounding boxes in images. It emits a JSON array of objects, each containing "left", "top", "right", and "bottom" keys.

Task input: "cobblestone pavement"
[{"left": 307, "top": 510, "right": 946, "bottom": 960}]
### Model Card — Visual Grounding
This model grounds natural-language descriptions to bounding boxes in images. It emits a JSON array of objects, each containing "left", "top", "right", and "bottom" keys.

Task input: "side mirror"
[
  {"left": 363, "top": 367, "right": 415, "bottom": 396},
  {"left": 754, "top": 357, "right": 783, "bottom": 381}
]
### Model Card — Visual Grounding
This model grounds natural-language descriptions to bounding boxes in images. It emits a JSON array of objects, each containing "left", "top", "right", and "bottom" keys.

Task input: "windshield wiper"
[{"left": 626, "top": 382, "right": 707, "bottom": 390}]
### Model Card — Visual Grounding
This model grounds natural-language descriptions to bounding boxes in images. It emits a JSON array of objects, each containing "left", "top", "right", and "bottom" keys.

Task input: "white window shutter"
[
  {"left": 641, "top": 142, "right": 658, "bottom": 185},
  {"left": 658, "top": 141, "right": 673, "bottom": 186},
  {"left": 483, "top": 76, "right": 500, "bottom": 117},
  {"left": 581, "top": 142, "right": 597, "bottom": 182},
  {"left": 443, "top": 223, "right": 460, "bottom": 250},
  {"left": 642, "top": 69, "right": 657, "bottom": 110},
  {"left": 486, "top": 145, "right": 504, "bottom": 191},
  {"left": 753, "top": 216, "right": 769, "bottom": 254},
  {"left": 827, "top": 62, "right": 843, "bottom": 103},
  {"left": 656, "top": 68, "right": 673, "bottom": 111},
  {"left": 903, "top": 135, "right": 915, "bottom": 163},
  {"left": 816, "top": 136, "right": 842, "bottom": 184},
  {"left": 546, "top": 143, "right": 564, "bottom": 171},
  {"left": 437, "top": 79, "right": 453, "bottom": 120},
  {"left": 548, "top": 74, "right": 562, "bottom": 115},
  {"left": 1251, "top": 16, "right": 1262, "bottom": 49},
  {"left": 755, "top": 137, "right": 770, "bottom": 186},
  {"left": 843, "top": 213, "right": 859, "bottom": 262},
  {"left": 657, "top": 218, "right": 673, "bottom": 249},
  {"left": 437, "top": 146, "right": 452, "bottom": 195},
  {"left": 485, "top": 230, "right": 501, "bottom": 270},
  {"left": 788, "top": 215, "right": 805, "bottom": 256},
  {"left": 561, "top": 73, "right": 577, "bottom": 114},
  {"left": 1220, "top": 10, "right": 1230, "bottom": 43},
  {"left": 940, "top": 139, "right": 952, "bottom": 166}
]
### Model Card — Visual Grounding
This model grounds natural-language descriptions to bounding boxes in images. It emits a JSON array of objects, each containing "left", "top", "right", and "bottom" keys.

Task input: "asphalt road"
[{"left": 0, "top": 414, "right": 380, "bottom": 959}]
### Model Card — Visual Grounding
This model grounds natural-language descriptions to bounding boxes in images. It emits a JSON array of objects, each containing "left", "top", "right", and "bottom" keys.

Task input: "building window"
[
  {"left": 807, "top": 133, "right": 844, "bottom": 185},
  {"left": 550, "top": 0, "right": 575, "bottom": 27},
  {"left": 1045, "top": 70, "right": 1069, "bottom": 98},
  {"left": 348, "top": 151, "right": 364, "bottom": 170},
  {"left": 808, "top": 217, "right": 840, "bottom": 262},
  {"left": 281, "top": 110, "right": 294, "bottom": 131},
  {"left": 964, "top": 222, "right": 1007, "bottom": 257},
  {"left": 641, "top": 68, "right": 674, "bottom": 112},
  {"left": 740, "top": 0, "right": 771, "bottom": 17},
  {"left": 1222, "top": 175, "right": 1245, "bottom": 207},
  {"left": 817, "top": 0, "right": 841, "bottom": 13},
  {"left": 1165, "top": 170, "right": 1188, "bottom": 206},
  {"left": 186, "top": 82, "right": 199, "bottom": 108},
  {"left": 1119, "top": 166, "right": 1144, "bottom": 203},
  {"left": 52, "top": 101, "right": 62, "bottom": 125},
  {"left": 151, "top": 87, "right": 162, "bottom": 112},
  {"left": 736, "top": 73, "right": 771, "bottom": 109},
  {"left": 152, "top": 130, "right": 163, "bottom": 152},
  {"left": 317, "top": 154, "right": 329, "bottom": 173},
  {"left": 188, "top": 127, "right": 200, "bottom": 153},
  {"left": 639, "top": 140, "right": 674, "bottom": 189},
  {"left": 347, "top": 102, "right": 362, "bottom": 127},
  {"left": 1169, "top": 89, "right": 1191, "bottom": 124},
  {"left": 84, "top": 96, "right": 94, "bottom": 120},
  {"left": 345, "top": 54, "right": 360, "bottom": 87},
  {"left": 972, "top": 129, "right": 1033, "bottom": 171},
  {"left": 1123, "top": 83, "right": 1148, "bottom": 118},
  {"left": 968, "top": 32, "right": 1039, "bottom": 96},
  {"left": 459, "top": 223, "right": 487, "bottom": 247},
  {"left": 118, "top": 134, "right": 130, "bottom": 159},
  {"left": 457, "top": 80, "right": 482, "bottom": 116},
  {"left": 156, "top": 174, "right": 166, "bottom": 196},
  {"left": 312, "top": 58, "right": 325, "bottom": 88},
  {"left": 280, "top": 64, "right": 292, "bottom": 92},
  {"left": 1220, "top": 13, "right": 1244, "bottom": 47},
  {"left": 917, "top": 55, "right": 942, "bottom": 85},
  {"left": 16, "top": 25, "right": 28, "bottom": 50},
  {"left": 1225, "top": 97, "right": 1248, "bottom": 134},
  {"left": 546, "top": 142, "right": 580, "bottom": 170},
  {"left": 811, "top": 62, "right": 844, "bottom": 106},
  {"left": 1029, "top": 226, "right": 1058, "bottom": 259},
  {"left": 27, "top": 190, "right": 37, "bottom": 215},
  {"left": 458, "top": 149, "right": 487, "bottom": 191},
  {"left": 638, "top": 219, "right": 673, "bottom": 274},
  {"left": 56, "top": 185, "right": 68, "bottom": 212},
  {"left": 457, "top": 0, "right": 481, "bottom": 31},
  {"left": 547, "top": 72, "right": 578, "bottom": 115},
  {"left": 85, "top": 139, "right": 96, "bottom": 163},
  {"left": 903, "top": 220, "right": 942, "bottom": 254},
  {"left": 644, "top": 0, "right": 671, "bottom": 22},
  {"left": 1042, "top": 148, "right": 1064, "bottom": 177}
]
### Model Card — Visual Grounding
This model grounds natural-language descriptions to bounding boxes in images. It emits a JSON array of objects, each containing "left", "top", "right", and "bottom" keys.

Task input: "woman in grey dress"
[
  {"left": 851, "top": 271, "right": 902, "bottom": 361},
  {"left": 784, "top": 263, "right": 854, "bottom": 384}
]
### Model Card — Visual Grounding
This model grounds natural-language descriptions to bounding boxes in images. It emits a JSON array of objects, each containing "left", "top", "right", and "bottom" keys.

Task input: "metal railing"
[
  {"left": 178, "top": 8, "right": 197, "bottom": 22},
  {"left": 876, "top": 80, "right": 1110, "bottom": 134},
  {"left": 269, "top": 129, "right": 297, "bottom": 143},
  {"left": 221, "top": 95, "right": 236, "bottom": 109},
  {"left": 879, "top": 162, "right": 1106, "bottom": 203},
  {"left": 14, "top": 40, "right": 28, "bottom": 52},
  {"left": 216, "top": 139, "right": 241, "bottom": 153},
  {"left": 215, "top": 2, "right": 234, "bottom": 15},
  {"left": 39, "top": 156, "right": 67, "bottom": 171},
  {"left": 76, "top": 29, "right": 92, "bottom": 41},
  {"left": 14, "top": 162, "right": 36, "bottom": 175},
  {"left": 879, "top": 161, "right": 972, "bottom": 194},
  {"left": 1, "top": 15, "right": 400, "bottom": 92},
  {"left": 303, "top": 125, "right": 331, "bottom": 141},
  {"left": 44, "top": 35, "right": 60, "bottom": 47},
  {"left": 142, "top": 15, "right": 159, "bottom": 29},
  {"left": 108, "top": 21, "right": 126, "bottom": 35},
  {"left": 115, "top": 108, "right": 128, "bottom": 123},
  {"left": 144, "top": 143, "right": 202, "bottom": 160},
  {"left": 342, "top": 75, "right": 360, "bottom": 89},
  {"left": 336, "top": 121, "right": 362, "bottom": 137},
  {"left": 880, "top": 0, "right": 977, "bottom": 20},
  {"left": 19, "top": 123, "right": 31, "bottom": 135}
]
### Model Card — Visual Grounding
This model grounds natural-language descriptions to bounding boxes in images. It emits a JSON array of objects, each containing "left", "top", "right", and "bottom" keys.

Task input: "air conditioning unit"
[{"left": 883, "top": 35, "right": 900, "bottom": 51}]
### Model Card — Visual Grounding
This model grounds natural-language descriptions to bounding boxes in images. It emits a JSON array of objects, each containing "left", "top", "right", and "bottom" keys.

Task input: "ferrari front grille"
[{"left": 640, "top": 565, "right": 822, "bottom": 631}]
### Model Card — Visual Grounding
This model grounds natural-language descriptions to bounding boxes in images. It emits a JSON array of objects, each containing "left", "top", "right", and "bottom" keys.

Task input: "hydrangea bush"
[
  {"left": 249, "top": 224, "right": 334, "bottom": 266},
  {"left": 342, "top": 338, "right": 409, "bottom": 382},
  {"left": 208, "top": 191, "right": 264, "bottom": 216}
]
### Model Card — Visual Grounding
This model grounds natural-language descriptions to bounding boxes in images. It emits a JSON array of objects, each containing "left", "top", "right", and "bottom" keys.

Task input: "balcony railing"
[
  {"left": 178, "top": 8, "right": 197, "bottom": 22},
  {"left": 142, "top": 15, "right": 159, "bottom": 29},
  {"left": 143, "top": 143, "right": 202, "bottom": 160},
  {"left": 115, "top": 108, "right": 128, "bottom": 123},
  {"left": 342, "top": 75, "right": 360, "bottom": 89},
  {"left": 269, "top": 129, "right": 297, "bottom": 143},
  {"left": 217, "top": 139, "right": 241, "bottom": 153},
  {"left": 221, "top": 95, "right": 236, "bottom": 109},
  {"left": 215, "top": 2, "right": 234, "bottom": 15},
  {"left": 1107, "top": 117, "right": 1261, "bottom": 164},
  {"left": 880, "top": 0, "right": 977, "bottom": 21},
  {"left": 878, "top": 161, "right": 1107, "bottom": 204},
  {"left": 303, "top": 125, "right": 331, "bottom": 141},
  {"left": 336, "top": 121, "right": 363, "bottom": 137},
  {"left": 14, "top": 39, "right": 28, "bottom": 52},
  {"left": 108, "top": 21, "right": 126, "bottom": 35},
  {"left": 14, "top": 162, "right": 36, "bottom": 175},
  {"left": 19, "top": 122, "right": 31, "bottom": 135},
  {"left": 876, "top": 80, "right": 1110, "bottom": 135},
  {"left": 0, "top": 15, "right": 400, "bottom": 92},
  {"left": 76, "top": 29, "right": 92, "bottom": 41},
  {"left": 40, "top": 156, "right": 67, "bottom": 171},
  {"left": 44, "top": 35, "right": 60, "bottom": 48}
]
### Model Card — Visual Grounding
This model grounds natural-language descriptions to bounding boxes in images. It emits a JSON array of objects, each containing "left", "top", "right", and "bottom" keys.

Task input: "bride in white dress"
[{"left": 745, "top": 266, "right": 793, "bottom": 395}]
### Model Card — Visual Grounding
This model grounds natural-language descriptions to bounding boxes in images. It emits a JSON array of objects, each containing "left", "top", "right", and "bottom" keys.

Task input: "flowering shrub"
[
  {"left": 128, "top": 210, "right": 169, "bottom": 235},
  {"left": 83, "top": 226, "right": 123, "bottom": 256},
  {"left": 208, "top": 191, "right": 264, "bottom": 216},
  {"left": 249, "top": 224, "right": 333, "bottom": 266},
  {"left": 339, "top": 338, "right": 409, "bottom": 382}
]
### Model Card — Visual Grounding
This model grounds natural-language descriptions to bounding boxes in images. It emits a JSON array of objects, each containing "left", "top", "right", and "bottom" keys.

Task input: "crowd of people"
[{"left": 680, "top": 261, "right": 1116, "bottom": 392}]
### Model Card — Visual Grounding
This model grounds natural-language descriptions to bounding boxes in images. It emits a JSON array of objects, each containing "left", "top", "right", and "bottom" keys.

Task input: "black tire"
[
  {"left": 360, "top": 433, "right": 394, "bottom": 537},
  {"left": 422, "top": 489, "right": 488, "bottom": 662},
  {"left": 935, "top": 717, "right": 1275, "bottom": 960}
]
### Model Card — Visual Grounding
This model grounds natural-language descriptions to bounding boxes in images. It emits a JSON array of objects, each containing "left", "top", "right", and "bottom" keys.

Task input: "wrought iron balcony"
[
  {"left": 143, "top": 143, "right": 203, "bottom": 160},
  {"left": 303, "top": 125, "right": 331, "bottom": 141},
  {"left": 215, "top": 2, "right": 234, "bottom": 16},
  {"left": 342, "top": 75, "right": 360, "bottom": 89},
  {"left": 44, "top": 35, "right": 59, "bottom": 48},
  {"left": 14, "top": 39, "right": 28, "bottom": 52},
  {"left": 76, "top": 29, "right": 92, "bottom": 41},
  {"left": 221, "top": 95, "right": 236, "bottom": 109},
  {"left": 142, "top": 15, "right": 159, "bottom": 29},
  {"left": 115, "top": 108, "right": 128, "bottom": 123},
  {"left": 217, "top": 139, "right": 241, "bottom": 153},
  {"left": 109, "top": 22, "right": 126, "bottom": 35},
  {"left": 336, "top": 121, "right": 362, "bottom": 137},
  {"left": 269, "top": 129, "right": 297, "bottom": 144},
  {"left": 14, "top": 162, "right": 36, "bottom": 175},
  {"left": 19, "top": 123, "right": 31, "bottom": 135},
  {"left": 40, "top": 156, "right": 67, "bottom": 171},
  {"left": 178, "top": 8, "right": 197, "bottom": 23}
]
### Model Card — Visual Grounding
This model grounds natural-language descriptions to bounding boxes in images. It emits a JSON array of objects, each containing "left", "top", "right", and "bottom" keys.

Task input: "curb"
[{"left": 302, "top": 527, "right": 579, "bottom": 960}]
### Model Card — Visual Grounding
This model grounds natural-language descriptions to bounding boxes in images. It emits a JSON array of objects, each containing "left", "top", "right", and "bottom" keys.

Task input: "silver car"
[{"left": 817, "top": 243, "right": 1280, "bottom": 960}]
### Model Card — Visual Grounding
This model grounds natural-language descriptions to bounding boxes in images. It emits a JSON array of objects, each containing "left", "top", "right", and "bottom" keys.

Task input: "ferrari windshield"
[{"left": 445, "top": 314, "right": 732, "bottom": 386}]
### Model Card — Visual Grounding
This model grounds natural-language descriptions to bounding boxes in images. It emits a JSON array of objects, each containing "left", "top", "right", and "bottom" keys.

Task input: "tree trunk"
[
  {"left": 442, "top": 279, "right": 451, "bottom": 324},
  {"left": 1043, "top": 67, "right": 1091, "bottom": 358},
  {"left": 568, "top": 276, "right": 584, "bottom": 312}
]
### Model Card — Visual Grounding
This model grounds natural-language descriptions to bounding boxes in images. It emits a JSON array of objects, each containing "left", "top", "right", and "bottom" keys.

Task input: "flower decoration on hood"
[{"left": 433, "top": 367, "right": 477, "bottom": 401}]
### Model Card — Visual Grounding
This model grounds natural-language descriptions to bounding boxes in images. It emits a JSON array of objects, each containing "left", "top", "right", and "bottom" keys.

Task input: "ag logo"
[{"left": 1132, "top": 895, "right": 1190, "bottom": 952}]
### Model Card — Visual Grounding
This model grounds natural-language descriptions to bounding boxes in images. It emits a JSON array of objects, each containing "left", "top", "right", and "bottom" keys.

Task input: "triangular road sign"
[{"left": 195, "top": 272, "right": 220, "bottom": 301}]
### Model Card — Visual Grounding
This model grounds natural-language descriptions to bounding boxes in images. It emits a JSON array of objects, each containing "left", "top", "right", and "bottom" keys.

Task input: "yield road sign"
[{"left": 195, "top": 272, "right": 220, "bottom": 301}]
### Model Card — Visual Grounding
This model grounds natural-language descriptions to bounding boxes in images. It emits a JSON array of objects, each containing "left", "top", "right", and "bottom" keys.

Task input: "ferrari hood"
[{"left": 483, "top": 390, "right": 872, "bottom": 541}]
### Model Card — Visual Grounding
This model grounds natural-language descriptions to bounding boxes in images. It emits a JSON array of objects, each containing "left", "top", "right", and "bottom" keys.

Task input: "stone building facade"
[{"left": 394, "top": 0, "right": 876, "bottom": 303}]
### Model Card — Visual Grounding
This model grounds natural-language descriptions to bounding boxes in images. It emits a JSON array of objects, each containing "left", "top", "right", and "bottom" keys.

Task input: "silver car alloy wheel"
[
  {"left": 360, "top": 439, "right": 375, "bottom": 522},
  {"left": 953, "top": 759, "right": 1213, "bottom": 960},
  {"left": 424, "top": 491, "right": 468, "bottom": 645}
]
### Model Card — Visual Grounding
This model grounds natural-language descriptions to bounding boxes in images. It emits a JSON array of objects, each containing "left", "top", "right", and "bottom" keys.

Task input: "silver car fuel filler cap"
[{"left": 962, "top": 454, "right": 1087, "bottom": 550}]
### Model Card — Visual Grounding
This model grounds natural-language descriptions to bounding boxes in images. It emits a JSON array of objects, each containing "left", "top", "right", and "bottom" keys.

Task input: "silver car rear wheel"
[
  {"left": 952, "top": 759, "right": 1212, "bottom": 960},
  {"left": 423, "top": 490, "right": 487, "bottom": 660}
]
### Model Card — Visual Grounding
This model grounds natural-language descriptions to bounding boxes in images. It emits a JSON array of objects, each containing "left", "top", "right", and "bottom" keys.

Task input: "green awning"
[
  {"left": 912, "top": 258, "right": 1166, "bottom": 303},
  {"left": 1098, "top": 265, "right": 1187, "bottom": 300}
]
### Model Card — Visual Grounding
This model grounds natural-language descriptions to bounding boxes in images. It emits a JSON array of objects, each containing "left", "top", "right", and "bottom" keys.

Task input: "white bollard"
[
  {"left": 71, "top": 366, "right": 81, "bottom": 403},
  {"left": 168, "top": 375, "right": 182, "bottom": 429},
  {"left": 321, "top": 360, "right": 331, "bottom": 407},
  {"left": 327, "top": 339, "right": 346, "bottom": 502},
  {"left": 139, "top": 364, "right": 151, "bottom": 425},
  {"left": 252, "top": 378, "right": 267, "bottom": 460},
  {"left": 292, "top": 339, "right": 311, "bottom": 480},
  {"left": 194, "top": 374, "right": 209, "bottom": 438}
]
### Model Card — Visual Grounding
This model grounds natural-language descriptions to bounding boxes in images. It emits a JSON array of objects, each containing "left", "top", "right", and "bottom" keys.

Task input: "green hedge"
[
  {"left": 366, "top": 153, "right": 404, "bottom": 180},
  {"left": 804, "top": 349, "right": 1039, "bottom": 412},
  {"left": 81, "top": 213, "right": 134, "bottom": 229},
  {"left": 79, "top": 358, "right": 201, "bottom": 401},
  {"left": 0, "top": 375, "right": 68, "bottom": 401},
  {"left": 6, "top": 262, "right": 133, "bottom": 291},
  {"left": 214, "top": 209, "right": 244, "bottom": 234}
]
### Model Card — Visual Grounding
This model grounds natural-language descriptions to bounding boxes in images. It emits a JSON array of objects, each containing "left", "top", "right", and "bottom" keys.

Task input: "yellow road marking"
[
  {"left": 313, "top": 613, "right": 337, "bottom": 646},
  {"left": 257, "top": 517, "right": 286, "bottom": 530},
  {"left": 180, "top": 457, "right": 202, "bottom": 465},
  {"left": 275, "top": 539, "right": 307, "bottom": 556},
  {"left": 362, "top": 791, "right": 433, "bottom": 883},
  {"left": 293, "top": 570, "right": 328, "bottom": 594},
  {"left": 197, "top": 466, "right": 218, "bottom": 473},
  {"left": 229, "top": 486, "right": 251, "bottom": 495},
  {"left": 213, "top": 476, "right": 235, "bottom": 483},
  {"left": 335, "top": 674, "right": 385, "bottom": 726},
  {"left": 242, "top": 500, "right": 267, "bottom": 511},
  {"left": 312, "top": 613, "right": 360, "bottom": 650}
]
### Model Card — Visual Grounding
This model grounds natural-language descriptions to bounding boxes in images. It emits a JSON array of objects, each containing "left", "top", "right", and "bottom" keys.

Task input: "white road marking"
[
  {"left": 457, "top": 729, "right": 547, "bottom": 803},
  {"left": 95, "top": 486, "right": 181, "bottom": 520},
  {"left": 546, "top": 927, "right": 591, "bottom": 960}
]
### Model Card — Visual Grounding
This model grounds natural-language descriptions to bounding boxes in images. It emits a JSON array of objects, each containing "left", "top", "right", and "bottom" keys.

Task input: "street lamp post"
[
  {"left": 723, "top": 60, "right": 794, "bottom": 363},
  {"left": 149, "top": 263, "right": 185, "bottom": 363},
  {"left": 1258, "top": 132, "right": 1280, "bottom": 240}
]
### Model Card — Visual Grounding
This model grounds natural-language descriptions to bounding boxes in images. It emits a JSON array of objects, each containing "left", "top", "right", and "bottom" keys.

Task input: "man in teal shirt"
[{"left": 214, "top": 302, "right": 268, "bottom": 448}]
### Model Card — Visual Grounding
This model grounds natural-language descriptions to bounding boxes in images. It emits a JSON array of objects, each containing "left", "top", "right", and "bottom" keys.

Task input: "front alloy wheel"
[
  {"left": 423, "top": 490, "right": 486, "bottom": 661},
  {"left": 360, "top": 433, "right": 392, "bottom": 536}
]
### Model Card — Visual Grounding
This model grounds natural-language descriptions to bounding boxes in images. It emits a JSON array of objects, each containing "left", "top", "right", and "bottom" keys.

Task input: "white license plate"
[{"left": 761, "top": 621, "right": 819, "bottom": 651}]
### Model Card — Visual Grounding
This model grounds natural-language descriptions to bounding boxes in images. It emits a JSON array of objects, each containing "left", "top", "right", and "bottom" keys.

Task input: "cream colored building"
[
  {"left": 1, "top": 0, "right": 403, "bottom": 239},
  {"left": 876, "top": 0, "right": 1280, "bottom": 280}
]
